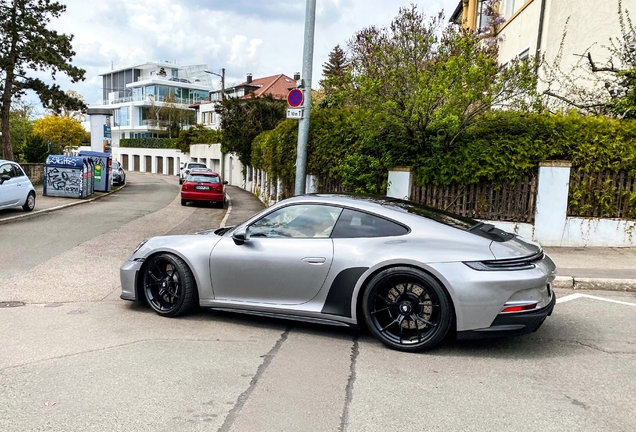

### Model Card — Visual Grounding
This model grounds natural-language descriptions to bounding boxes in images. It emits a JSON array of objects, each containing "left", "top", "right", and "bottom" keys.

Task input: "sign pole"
[{"left": 294, "top": 0, "right": 317, "bottom": 196}]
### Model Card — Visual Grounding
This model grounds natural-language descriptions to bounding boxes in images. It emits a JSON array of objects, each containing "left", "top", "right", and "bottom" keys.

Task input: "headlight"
[{"left": 133, "top": 239, "right": 149, "bottom": 255}]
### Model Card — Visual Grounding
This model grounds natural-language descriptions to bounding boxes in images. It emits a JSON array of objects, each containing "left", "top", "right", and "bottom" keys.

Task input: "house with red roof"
[{"left": 194, "top": 73, "right": 299, "bottom": 130}]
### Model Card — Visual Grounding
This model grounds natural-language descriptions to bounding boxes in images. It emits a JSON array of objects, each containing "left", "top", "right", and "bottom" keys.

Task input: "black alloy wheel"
[
  {"left": 143, "top": 253, "right": 197, "bottom": 317},
  {"left": 363, "top": 267, "right": 453, "bottom": 352}
]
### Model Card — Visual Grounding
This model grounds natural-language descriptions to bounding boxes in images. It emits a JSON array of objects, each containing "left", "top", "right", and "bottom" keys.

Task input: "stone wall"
[{"left": 20, "top": 163, "right": 44, "bottom": 184}]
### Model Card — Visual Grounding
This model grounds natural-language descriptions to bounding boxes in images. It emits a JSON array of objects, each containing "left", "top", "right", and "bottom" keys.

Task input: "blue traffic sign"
[{"left": 287, "top": 89, "right": 304, "bottom": 108}]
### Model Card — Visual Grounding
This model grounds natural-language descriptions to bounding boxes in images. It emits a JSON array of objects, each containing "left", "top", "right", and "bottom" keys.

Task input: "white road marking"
[
  {"left": 557, "top": 293, "right": 636, "bottom": 307},
  {"left": 219, "top": 193, "right": 232, "bottom": 228}
]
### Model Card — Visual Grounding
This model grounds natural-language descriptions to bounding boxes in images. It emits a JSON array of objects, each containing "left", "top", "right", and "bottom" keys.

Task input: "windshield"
[
  {"left": 187, "top": 174, "right": 220, "bottom": 184},
  {"left": 189, "top": 163, "right": 206, "bottom": 169},
  {"left": 113, "top": 162, "right": 120, "bottom": 169}
]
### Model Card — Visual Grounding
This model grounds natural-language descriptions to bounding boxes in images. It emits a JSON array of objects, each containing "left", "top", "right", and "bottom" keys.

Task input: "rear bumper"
[
  {"left": 181, "top": 191, "right": 224, "bottom": 202},
  {"left": 456, "top": 292, "right": 556, "bottom": 340}
]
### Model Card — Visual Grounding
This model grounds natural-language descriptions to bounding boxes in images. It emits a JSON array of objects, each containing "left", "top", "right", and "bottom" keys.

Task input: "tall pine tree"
[
  {"left": 320, "top": 45, "right": 349, "bottom": 89},
  {"left": 0, "top": 0, "right": 86, "bottom": 160}
]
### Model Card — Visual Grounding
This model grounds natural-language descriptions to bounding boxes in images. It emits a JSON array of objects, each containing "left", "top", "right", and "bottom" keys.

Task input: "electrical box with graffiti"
[{"left": 44, "top": 156, "right": 94, "bottom": 199}]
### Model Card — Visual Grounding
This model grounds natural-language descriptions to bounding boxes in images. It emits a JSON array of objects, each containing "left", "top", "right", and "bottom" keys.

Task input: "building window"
[
  {"left": 504, "top": 0, "right": 517, "bottom": 19},
  {"left": 476, "top": 0, "right": 490, "bottom": 31},
  {"left": 519, "top": 48, "right": 530, "bottom": 61}
]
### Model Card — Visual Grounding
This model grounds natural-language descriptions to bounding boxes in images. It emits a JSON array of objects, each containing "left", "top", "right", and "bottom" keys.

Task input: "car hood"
[{"left": 489, "top": 235, "right": 542, "bottom": 260}]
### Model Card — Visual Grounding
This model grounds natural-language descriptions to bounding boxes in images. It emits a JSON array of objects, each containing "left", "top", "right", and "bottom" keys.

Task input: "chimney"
[
  {"left": 246, "top": 73, "right": 253, "bottom": 84},
  {"left": 294, "top": 72, "right": 301, "bottom": 81}
]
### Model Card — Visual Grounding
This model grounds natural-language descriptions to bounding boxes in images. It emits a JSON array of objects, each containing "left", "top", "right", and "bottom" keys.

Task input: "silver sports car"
[{"left": 120, "top": 194, "right": 556, "bottom": 352}]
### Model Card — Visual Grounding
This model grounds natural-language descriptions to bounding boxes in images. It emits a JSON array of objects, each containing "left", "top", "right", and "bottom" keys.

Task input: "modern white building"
[{"left": 90, "top": 62, "right": 214, "bottom": 146}]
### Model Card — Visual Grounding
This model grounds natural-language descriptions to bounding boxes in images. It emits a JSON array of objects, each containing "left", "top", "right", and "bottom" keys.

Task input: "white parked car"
[
  {"left": 179, "top": 162, "right": 207, "bottom": 184},
  {"left": 0, "top": 159, "right": 36, "bottom": 212}
]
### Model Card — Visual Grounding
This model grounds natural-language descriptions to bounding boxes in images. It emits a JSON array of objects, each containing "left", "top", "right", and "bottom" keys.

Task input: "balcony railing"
[{"left": 94, "top": 94, "right": 205, "bottom": 107}]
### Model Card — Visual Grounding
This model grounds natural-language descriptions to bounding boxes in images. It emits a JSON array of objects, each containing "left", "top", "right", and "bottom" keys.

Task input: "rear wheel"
[
  {"left": 143, "top": 253, "right": 197, "bottom": 317},
  {"left": 22, "top": 192, "right": 35, "bottom": 212},
  {"left": 181, "top": 199, "right": 187, "bottom": 206},
  {"left": 362, "top": 267, "right": 453, "bottom": 352}
]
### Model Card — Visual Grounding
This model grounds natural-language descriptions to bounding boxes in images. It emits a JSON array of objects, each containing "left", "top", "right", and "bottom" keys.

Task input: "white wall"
[{"left": 190, "top": 143, "right": 244, "bottom": 187}]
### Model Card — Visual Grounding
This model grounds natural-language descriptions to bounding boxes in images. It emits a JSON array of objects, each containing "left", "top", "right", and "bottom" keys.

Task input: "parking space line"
[{"left": 557, "top": 293, "right": 636, "bottom": 307}]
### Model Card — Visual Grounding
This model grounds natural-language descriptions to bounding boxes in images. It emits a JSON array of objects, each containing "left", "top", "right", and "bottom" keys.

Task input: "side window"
[
  {"left": 12, "top": 164, "right": 25, "bottom": 178},
  {"left": 0, "top": 164, "right": 13, "bottom": 178},
  {"left": 331, "top": 209, "right": 408, "bottom": 238},
  {"left": 249, "top": 204, "right": 342, "bottom": 239}
]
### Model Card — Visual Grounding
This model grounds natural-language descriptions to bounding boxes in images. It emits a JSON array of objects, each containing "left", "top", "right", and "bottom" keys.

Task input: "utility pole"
[
  {"left": 205, "top": 68, "right": 226, "bottom": 177},
  {"left": 294, "top": 0, "right": 317, "bottom": 196}
]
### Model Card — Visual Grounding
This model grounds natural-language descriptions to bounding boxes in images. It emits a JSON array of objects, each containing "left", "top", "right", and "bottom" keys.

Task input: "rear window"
[
  {"left": 187, "top": 174, "right": 220, "bottom": 184},
  {"left": 332, "top": 209, "right": 408, "bottom": 238},
  {"left": 382, "top": 200, "right": 478, "bottom": 231}
]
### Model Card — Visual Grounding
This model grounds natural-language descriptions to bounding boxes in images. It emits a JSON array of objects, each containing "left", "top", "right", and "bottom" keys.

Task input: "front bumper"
[
  {"left": 456, "top": 292, "right": 556, "bottom": 340},
  {"left": 120, "top": 259, "right": 144, "bottom": 301}
]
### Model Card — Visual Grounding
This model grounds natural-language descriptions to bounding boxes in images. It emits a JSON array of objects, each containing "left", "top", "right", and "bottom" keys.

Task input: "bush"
[{"left": 119, "top": 138, "right": 177, "bottom": 149}]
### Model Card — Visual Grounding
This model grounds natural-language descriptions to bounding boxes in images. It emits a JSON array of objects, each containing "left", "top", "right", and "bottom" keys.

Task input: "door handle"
[{"left": 302, "top": 257, "right": 326, "bottom": 265}]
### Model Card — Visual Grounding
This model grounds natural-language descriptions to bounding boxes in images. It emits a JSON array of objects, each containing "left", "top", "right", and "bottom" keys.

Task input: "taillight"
[
  {"left": 185, "top": 169, "right": 190, "bottom": 174},
  {"left": 500, "top": 302, "right": 538, "bottom": 313},
  {"left": 182, "top": 184, "right": 188, "bottom": 191}
]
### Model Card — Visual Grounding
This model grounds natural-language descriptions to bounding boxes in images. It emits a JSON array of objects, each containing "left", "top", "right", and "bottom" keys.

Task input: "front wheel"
[
  {"left": 23, "top": 192, "right": 35, "bottom": 212},
  {"left": 362, "top": 267, "right": 453, "bottom": 352},
  {"left": 143, "top": 253, "right": 197, "bottom": 317}
]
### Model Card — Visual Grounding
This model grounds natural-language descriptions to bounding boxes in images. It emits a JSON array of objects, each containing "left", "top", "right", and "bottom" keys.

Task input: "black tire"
[
  {"left": 362, "top": 267, "right": 453, "bottom": 352},
  {"left": 142, "top": 253, "right": 197, "bottom": 317},
  {"left": 179, "top": 178, "right": 183, "bottom": 185},
  {"left": 181, "top": 199, "right": 187, "bottom": 206},
  {"left": 22, "top": 191, "right": 35, "bottom": 212}
]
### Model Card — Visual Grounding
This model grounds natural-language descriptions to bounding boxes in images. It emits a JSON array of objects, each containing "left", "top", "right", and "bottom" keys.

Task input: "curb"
[
  {"left": 0, "top": 184, "right": 127, "bottom": 226},
  {"left": 553, "top": 275, "right": 636, "bottom": 292}
]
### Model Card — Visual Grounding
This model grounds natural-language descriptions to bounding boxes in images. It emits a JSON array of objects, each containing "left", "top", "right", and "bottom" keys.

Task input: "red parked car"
[{"left": 180, "top": 172, "right": 228, "bottom": 207}]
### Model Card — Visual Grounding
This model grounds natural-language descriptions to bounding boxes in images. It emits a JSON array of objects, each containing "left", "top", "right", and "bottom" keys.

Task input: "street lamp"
[{"left": 204, "top": 68, "right": 226, "bottom": 101}]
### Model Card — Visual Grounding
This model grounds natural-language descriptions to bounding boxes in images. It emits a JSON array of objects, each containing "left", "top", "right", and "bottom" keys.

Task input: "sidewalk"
[{"left": 0, "top": 183, "right": 123, "bottom": 224}]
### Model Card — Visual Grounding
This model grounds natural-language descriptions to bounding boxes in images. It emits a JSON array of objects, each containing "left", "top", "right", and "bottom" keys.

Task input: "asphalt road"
[{"left": 0, "top": 173, "right": 635, "bottom": 432}]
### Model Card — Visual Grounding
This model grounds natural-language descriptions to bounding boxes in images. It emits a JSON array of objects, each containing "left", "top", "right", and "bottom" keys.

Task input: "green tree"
[
  {"left": 175, "top": 124, "right": 223, "bottom": 153},
  {"left": 0, "top": 0, "right": 86, "bottom": 161},
  {"left": 215, "top": 94, "right": 286, "bottom": 167},
  {"left": 320, "top": 44, "right": 350, "bottom": 97},
  {"left": 22, "top": 134, "right": 49, "bottom": 163},
  {"left": 7, "top": 99, "right": 35, "bottom": 161},
  {"left": 339, "top": 6, "right": 537, "bottom": 158}
]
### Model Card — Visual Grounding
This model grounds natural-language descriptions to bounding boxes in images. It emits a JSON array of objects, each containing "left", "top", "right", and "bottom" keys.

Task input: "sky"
[{"left": 32, "top": 0, "right": 458, "bottom": 111}]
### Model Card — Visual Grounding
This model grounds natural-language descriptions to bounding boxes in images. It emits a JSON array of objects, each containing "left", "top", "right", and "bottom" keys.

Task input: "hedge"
[{"left": 120, "top": 138, "right": 177, "bottom": 149}]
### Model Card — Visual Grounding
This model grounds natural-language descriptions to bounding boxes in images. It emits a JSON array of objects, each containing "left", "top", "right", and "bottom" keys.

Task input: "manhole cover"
[{"left": 0, "top": 301, "right": 25, "bottom": 308}]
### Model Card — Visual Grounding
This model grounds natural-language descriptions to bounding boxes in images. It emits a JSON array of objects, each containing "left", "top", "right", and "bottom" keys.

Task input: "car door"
[
  {"left": 210, "top": 204, "right": 343, "bottom": 305},
  {"left": 0, "top": 163, "right": 20, "bottom": 207}
]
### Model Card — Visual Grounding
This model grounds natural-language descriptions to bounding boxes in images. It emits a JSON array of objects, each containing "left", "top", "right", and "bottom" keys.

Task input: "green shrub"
[{"left": 120, "top": 138, "right": 177, "bottom": 149}]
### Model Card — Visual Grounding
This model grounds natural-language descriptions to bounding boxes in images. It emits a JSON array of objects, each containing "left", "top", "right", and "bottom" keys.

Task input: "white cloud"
[{"left": 27, "top": 0, "right": 458, "bottom": 107}]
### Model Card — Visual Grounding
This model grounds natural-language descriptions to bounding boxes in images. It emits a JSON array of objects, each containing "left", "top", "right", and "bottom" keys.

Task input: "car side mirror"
[
  {"left": 223, "top": 180, "right": 228, "bottom": 185},
  {"left": 232, "top": 226, "right": 250, "bottom": 245},
  {"left": 0, "top": 174, "right": 10, "bottom": 185}
]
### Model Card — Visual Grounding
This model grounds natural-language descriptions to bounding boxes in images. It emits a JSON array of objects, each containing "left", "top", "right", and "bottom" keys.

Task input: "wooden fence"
[
  {"left": 410, "top": 174, "right": 539, "bottom": 223},
  {"left": 567, "top": 170, "right": 636, "bottom": 219},
  {"left": 316, "top": 178, "right": 354, "bottom": 194}
]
